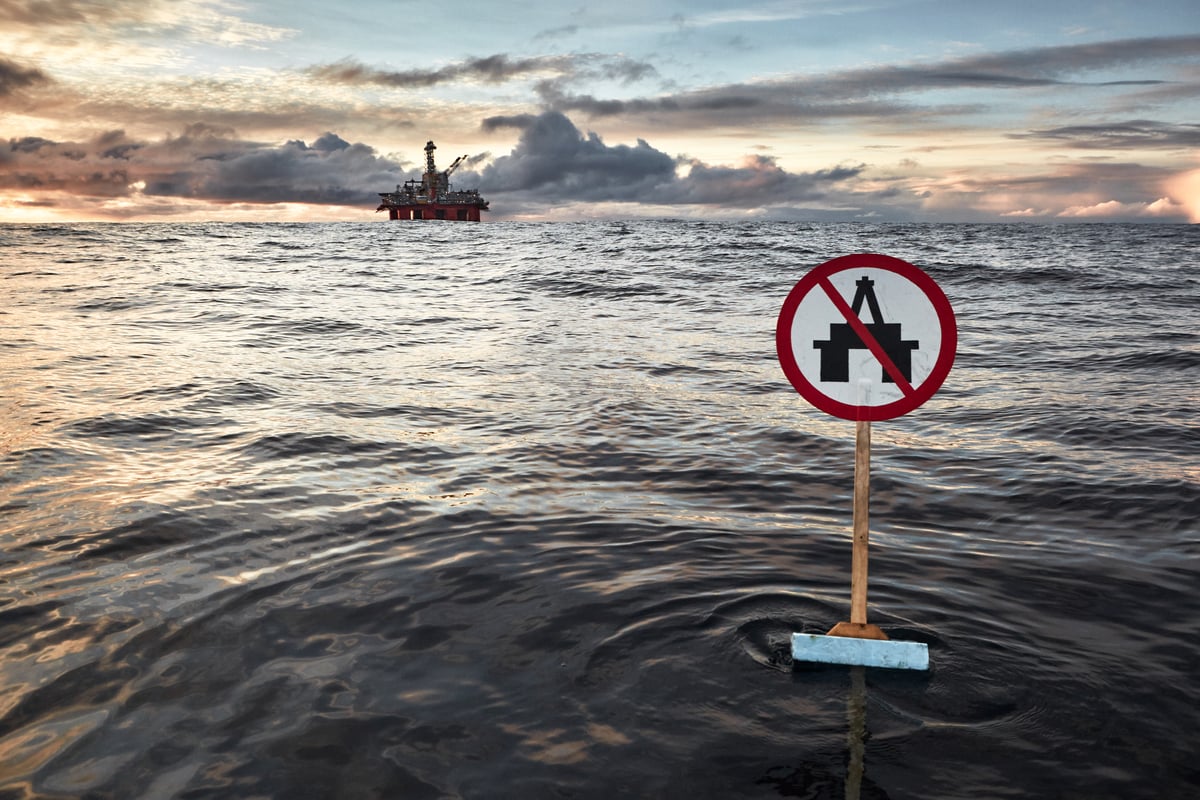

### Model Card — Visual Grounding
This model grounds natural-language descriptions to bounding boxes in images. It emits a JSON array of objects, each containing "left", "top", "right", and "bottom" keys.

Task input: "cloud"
[
  {"left": 0, "top": 0, "right": 150, "bottom": 26},
  {"left": 1058, "top": 198, "right": 1185, "bottom": 218},
  {"left": 309, "top": 55, "right": 571, "bottom": 88},
  {"left": 309, "top": 53, "right": 657, "bottom": 89},
  {"left": 876, "top": 34, "right": 1200, "bottom": 88},
  {"left": 0, "top": 126, "right": 406, "bottom": 207},
  {"left": 3, "top": 92, "right": 1191, "bottom": 222},
  {"left": 59, "top": 82, "right": 420, "bottom": 146},
  {"left": 479, "top": 112, "right": 676, "bottom": 200},
  {"left": 648, "top": 157, "right": 865, "bottom": 206},
  {"left": 0, "top": 0, "right": 297, "bottom": 52},
  {"left": 985, "top": 162, "right": 1176, "bottom": 199},
  {"left": 535, "top": 80, "right": 915, "bottom": 124},
  {"left": 0, "top": 0, "right": 295, "bottom": 46},
  {"left": 1010, "top": 120, "right": 1200, "bottom": 149},
  {"left": 1111, "top": 65, "right": 1200, "bottom": 110},
  {"left": 533, "top": 25, "right": 579, "bottom": 42},
  {"left": 477, "top": 111, "right": 868, "bottom": 212},
  {"left": 1166, "top": 168, "right": 1200, "bottom": 223},
  {"left": 305, "top": 33, "right": 1198, "bottom": 128},
  {"left": 774, "top": 33, "right": 1195, "bottom": 101},
  {"left": 481, "top": 114, "right": 542, "bottom": 133},
  {"left": 911, "top": 160, "right": 1193, "bottom": 222},
  {"left": 20, "top": 110, "right": 1181, "bottom": 222},
  {"left": 0, "top": 56, "right": 51, "bottom": 97},
  {"left": 526, "top": 34, "right": 1200, "bottom": 127},
  {"left": 2, "top": 111, "right": 863, "bottom": 218}
]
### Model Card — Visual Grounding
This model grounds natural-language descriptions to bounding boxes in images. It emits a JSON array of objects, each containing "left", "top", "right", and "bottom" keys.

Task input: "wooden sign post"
[
  {"left": 776, "top": 254, "right": 957, "bottom": 670},
  {"left": 825, "top": 419, "right": 886, "bottom": 640}
]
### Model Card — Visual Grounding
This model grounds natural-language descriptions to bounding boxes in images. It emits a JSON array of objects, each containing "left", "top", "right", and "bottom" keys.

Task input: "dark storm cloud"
[
  {"left": 1, "top": 134, "right": 140, "bottom": 195},
  {"left": 478, "top": 111, "right": 864, "bottom": 208},
  {"left": 0, "top": 127, "right": 408, "bottom": 206},
  {"left": 481, "top": 114, "right": 542, "bottom": 132},
  {"left": 186, "top": 133, "right": 412, "bottom": 204},
  {"left": 479, "top": 111, "right": 675, "bottom": 199},
  {"left": 0, "top": 56, "right": 51, "bottom": 97},
  {"left": 1010, "top": 120, "right": 1200, "bottom": 149},
  {"left": 309, "top": 53, "right": 657, "bottom": 88}
]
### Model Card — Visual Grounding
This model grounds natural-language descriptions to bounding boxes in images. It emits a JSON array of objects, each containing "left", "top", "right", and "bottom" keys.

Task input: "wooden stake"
[
  {"left": 827, "top": 419, "right": 888, "bottom": 641},
  {"left": 851, "top": 419, "right": 870, "bottom": 625}
]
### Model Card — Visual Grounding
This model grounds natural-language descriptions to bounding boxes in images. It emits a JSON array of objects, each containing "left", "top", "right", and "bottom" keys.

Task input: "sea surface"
[{"left": 0, "top": 220, "right": 1197, "bottom": 799}]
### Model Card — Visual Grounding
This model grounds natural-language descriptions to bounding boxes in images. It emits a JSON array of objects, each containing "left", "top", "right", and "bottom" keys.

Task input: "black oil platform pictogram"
[{"left": 813, "top": 276, "right": 919, "bottom": 383}]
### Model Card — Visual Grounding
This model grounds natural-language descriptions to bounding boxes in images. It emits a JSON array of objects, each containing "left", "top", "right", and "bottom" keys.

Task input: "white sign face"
[
  {"left": 776, "top": 254, "right": 957, "bottom": 421},
  {"left": 789, "top": 268, "right": 943, "bottom": 406}
]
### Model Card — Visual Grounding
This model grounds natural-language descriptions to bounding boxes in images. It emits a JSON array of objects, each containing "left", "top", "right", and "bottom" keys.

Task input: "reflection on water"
[{"left": 846, "top": 667, "right": 867, "bottom": 800}]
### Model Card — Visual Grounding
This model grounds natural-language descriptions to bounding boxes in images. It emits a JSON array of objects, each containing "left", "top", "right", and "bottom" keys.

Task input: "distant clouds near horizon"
[{"left": 0, "top": 0, "right": 1197, "bottom": 222}]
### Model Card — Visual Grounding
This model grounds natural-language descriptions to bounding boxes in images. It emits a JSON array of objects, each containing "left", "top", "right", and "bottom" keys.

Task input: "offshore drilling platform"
[{"left": 376, "top": 141, "right": 489, "bottom": 221}]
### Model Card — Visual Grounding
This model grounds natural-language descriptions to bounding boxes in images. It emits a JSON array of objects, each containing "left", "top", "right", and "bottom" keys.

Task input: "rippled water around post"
[{"left": 1, "top": 220, "right": 1197, "bottom": 799}]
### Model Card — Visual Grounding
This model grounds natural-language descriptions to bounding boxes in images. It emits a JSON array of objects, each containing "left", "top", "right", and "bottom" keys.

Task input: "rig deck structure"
[{"left": 377, "top": 141, "right": 489, "bottom": 221}]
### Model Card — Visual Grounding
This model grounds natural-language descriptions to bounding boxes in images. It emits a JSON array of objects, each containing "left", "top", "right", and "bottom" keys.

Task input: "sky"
[{"left": 1, "top": 0, "right": 1198, "bottom": 223}]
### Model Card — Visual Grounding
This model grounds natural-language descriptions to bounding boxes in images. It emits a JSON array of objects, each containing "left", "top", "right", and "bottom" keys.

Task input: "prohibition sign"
[{"left": 776, "top": 253, "right": 956, "bottom": 421}]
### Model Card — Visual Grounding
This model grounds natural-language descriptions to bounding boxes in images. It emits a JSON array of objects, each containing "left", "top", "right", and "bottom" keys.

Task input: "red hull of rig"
[
  {"left": 377, "top": 140, "right": 489, "bottom": 221},
  {"left": 382, "top": 203, "right": 484, "bottom": 221}
]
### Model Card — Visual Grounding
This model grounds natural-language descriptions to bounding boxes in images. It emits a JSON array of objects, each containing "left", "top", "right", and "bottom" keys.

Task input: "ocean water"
[{"left": 0, "top": 220, "right": 1196, "bottom": 799}]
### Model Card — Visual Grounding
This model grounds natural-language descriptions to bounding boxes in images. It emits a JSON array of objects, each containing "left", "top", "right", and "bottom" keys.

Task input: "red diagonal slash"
[{"left": 817, "top": 276, "right": 916, "bottom": 396}]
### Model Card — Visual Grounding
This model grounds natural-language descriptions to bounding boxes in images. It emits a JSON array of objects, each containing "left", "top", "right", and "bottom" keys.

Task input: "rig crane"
[{"left": 421, "top": 141, "right": 470, "bottom": 200}]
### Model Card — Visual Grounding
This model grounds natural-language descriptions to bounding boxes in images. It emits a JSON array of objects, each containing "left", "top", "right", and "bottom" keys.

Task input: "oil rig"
[{"left": 377, "top": 140, "right": 489, "bottom": 221}]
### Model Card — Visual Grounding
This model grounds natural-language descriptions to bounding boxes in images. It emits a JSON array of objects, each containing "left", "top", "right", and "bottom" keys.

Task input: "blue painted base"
[{"left": 792, "top": 633, "right": 929, "bottom": 670}]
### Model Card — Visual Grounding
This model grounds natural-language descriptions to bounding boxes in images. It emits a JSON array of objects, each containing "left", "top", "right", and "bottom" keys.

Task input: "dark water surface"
[{"left": 1, "top": 221, "right": 1197, "bottom": 799}]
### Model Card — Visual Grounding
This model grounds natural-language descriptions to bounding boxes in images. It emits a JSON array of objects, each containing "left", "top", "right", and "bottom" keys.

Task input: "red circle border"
[{"left": 775, "top": 253, "right": 957, "bottom": 421}]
